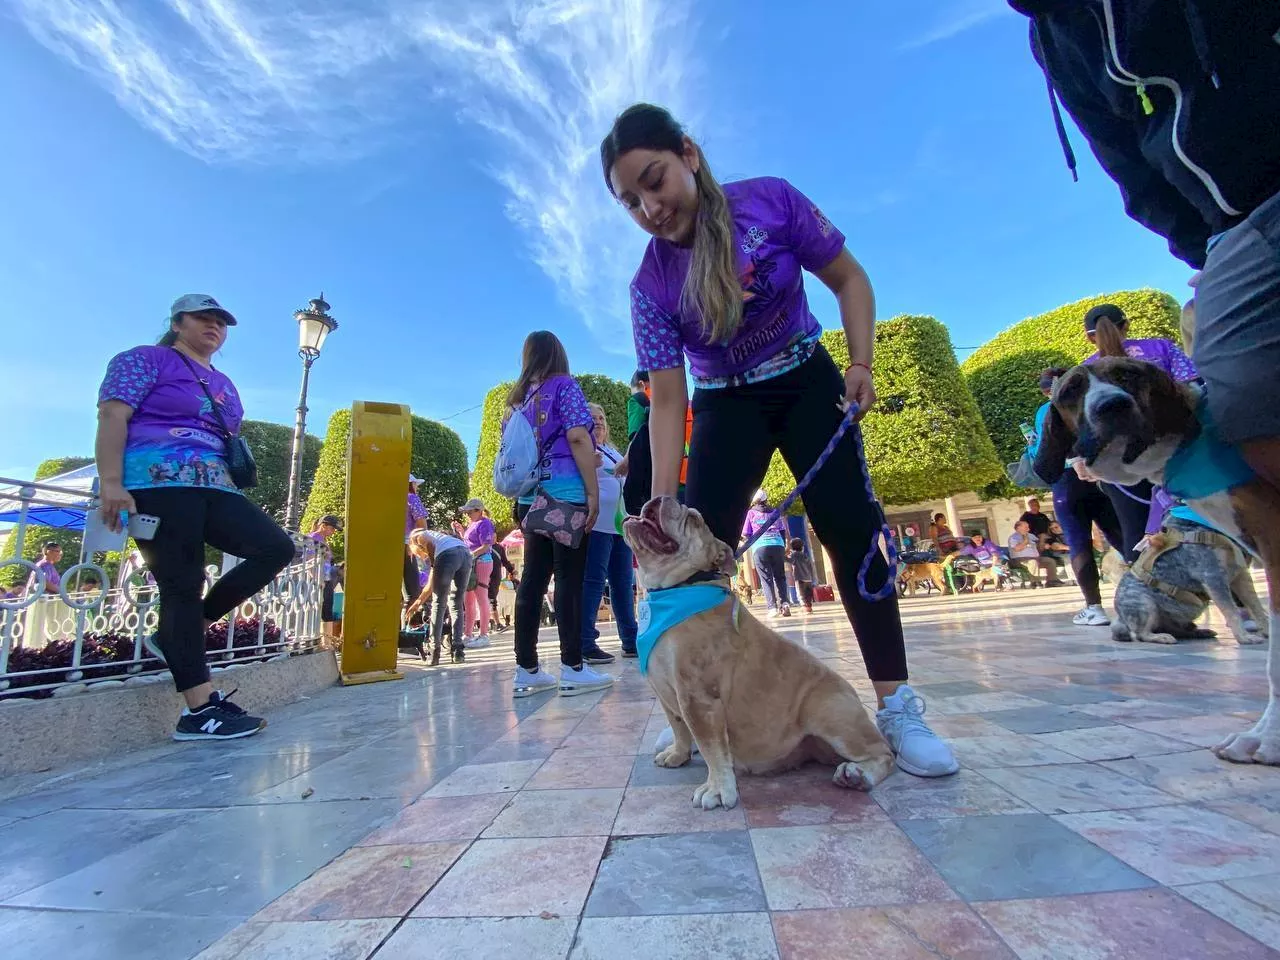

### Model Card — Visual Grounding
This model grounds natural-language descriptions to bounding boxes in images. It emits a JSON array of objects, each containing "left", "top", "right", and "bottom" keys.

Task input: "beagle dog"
[{"left": 1033, "top": 356, "right": 1280, "bottom": 766}]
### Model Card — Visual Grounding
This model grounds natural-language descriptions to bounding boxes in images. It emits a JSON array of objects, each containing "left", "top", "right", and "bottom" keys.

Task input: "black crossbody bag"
[{"left": 173, "top": 349, "right": 258, "bottom": 489}]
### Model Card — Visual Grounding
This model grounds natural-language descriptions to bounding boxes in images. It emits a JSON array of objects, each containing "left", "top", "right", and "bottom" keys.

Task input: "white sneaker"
[
  {"left": 559, "top": 662, "right": 614, "bottom": 697},
  {"left": 876, "top": 685, "right": 959, "bottom": 778},
  {"left": 1072, "top": 605, "right": 1110, "bottom": 626},
  {"left": 767, "top": 608, "right": 780, "bottom": 619},
  {"left": 513, "top": 665, "right": 557, "bottom": 698},
  {"left": 653, "top": 725, "right": 700, "bottom": 756},
  {"left": 468, "top": 635, "right": 491, "bottom": 649}
]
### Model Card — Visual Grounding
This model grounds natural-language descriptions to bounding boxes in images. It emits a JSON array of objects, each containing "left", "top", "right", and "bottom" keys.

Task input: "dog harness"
[
  {"left": 635, "top": 583, "right": 736, "bottom": 676},
  {"left": 1163, "top": 395, "right": 1254, "bottom": 501},
  {"left": 1129, "top": 516, "right": 1249, "bottom": 609}
]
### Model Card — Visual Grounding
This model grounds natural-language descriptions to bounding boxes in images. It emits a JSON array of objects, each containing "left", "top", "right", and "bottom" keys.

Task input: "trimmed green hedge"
[
  {"left": 0, "top": 457, "right": 94, "bottom": 588},
  {"left": 961, "top": 288, "right": 1182, "bottom": 498},
  {"left": 760, "top": 320, "right": 1001, "bottom": 507},
  {"left": 470, "top": 375, "right": 630, "bottom": 535},
  {"left": 238, "top": 419, "right": 322, "bottom": 524},
  {"left": 300, "top": 408, "right": 470, "bottom": 560}
]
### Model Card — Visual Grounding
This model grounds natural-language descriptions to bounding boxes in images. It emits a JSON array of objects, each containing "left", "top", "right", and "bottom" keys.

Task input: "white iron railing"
[{"left": 0, "top": 475, "right": 324, "bottom": 699}]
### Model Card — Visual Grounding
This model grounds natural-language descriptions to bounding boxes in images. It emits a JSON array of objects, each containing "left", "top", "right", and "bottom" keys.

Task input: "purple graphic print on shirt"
[
  {"left": 630, "top": 177, "right": 845, "bottom": 380},
  {"left": 1084, "top": 338, "right": 1198, "bottom": 381},
  {"left": 518, "top": 375, "right": 593, "bottom": 504},
  {"left": 98, "top": 346, "right": 242, "bottom": 492}
]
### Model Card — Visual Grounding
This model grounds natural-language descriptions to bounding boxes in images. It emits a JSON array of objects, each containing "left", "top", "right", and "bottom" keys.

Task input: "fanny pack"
[{"left": 522, "top": 490, "right": 588, "bottom": 549}]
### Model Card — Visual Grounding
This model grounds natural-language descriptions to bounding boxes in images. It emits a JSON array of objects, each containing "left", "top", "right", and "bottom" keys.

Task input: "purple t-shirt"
[
  {"left": 98, "top": 346, "right": 242, "bottom": 492},
  {"left": 960, "top": 543, "right": 1000, "bottom": 566},
  {"left": 464, "top": 517, "right": 496, "bottom": 555},
  {"left": 406, "top": 493, "right": 428, "bottom": 539},
  {"left": 518, "top": 375, "right": 594, "bottom": 504},
  {"left": 742, "top": 506, "right": 787, "bottom": 547},
  {"left": 631, "top": 177, "right": 846, "bottom": 382},
  {"left": 1085, "top": 338, "right": 1198, "bottom": 381},
  {"left": 27, "top": 558, "right": 61, "bottom": 595}
]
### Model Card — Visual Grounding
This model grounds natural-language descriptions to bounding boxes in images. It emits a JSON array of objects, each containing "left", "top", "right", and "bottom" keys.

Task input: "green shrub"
[
  {"left": 238, "top": 419, "right": 322, "bottom": 524},
  {"left": 470, "top": 375, "right": 630, "bottom": 536},
  {"left": 301, "top": 408, "right": 469, "bottom": 559},
  {"left": 759, "top": 319, "right": 1002, "bottom": 507},
  {"left": 0, "top": 457, "right": 94, "bottom": 588},
  {"left": 961, "top": 288, "right": 1182, "bottom": 498}
]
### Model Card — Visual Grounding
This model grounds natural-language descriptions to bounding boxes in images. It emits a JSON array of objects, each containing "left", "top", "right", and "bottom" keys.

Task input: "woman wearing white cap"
[
  {"left": 741, "top": 489, "right": 791, "bottom": 618},
  {"left": 95, "top": 294, "right": 295, "bottom": 741},
  {"left": 454, "top": 497, "right": 496, "bottom": 649},
  {"left": 403, "top": 475, "right": 429, "bottom": 602}
]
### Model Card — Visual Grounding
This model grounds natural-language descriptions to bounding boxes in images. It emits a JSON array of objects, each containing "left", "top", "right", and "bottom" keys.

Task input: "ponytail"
[
  {"left": 681, "top": 149, "right": 743, "bottom": 344},
  {"left": 158, "top": 329, "right": 179, "bottom": 347},
  {"left": 1092, "top": 315, "right": 1128, "bottom": 358}
]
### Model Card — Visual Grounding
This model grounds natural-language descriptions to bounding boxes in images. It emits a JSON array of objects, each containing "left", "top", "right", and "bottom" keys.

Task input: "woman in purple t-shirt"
[
  {"left": 1081, "top": 303, "right": 1199, "bottom": 563},
  {"left": 95, "top": 294, "right": 295, "bottom": 742},
  {"left": 601, "top": 104, "right": 956, "bottom": 778}
]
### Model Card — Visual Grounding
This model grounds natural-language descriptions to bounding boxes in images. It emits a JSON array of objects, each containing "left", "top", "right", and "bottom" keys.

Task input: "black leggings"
[
  {"left": 1051, "top": 471, "right": 1125, "bottom": 607},
  {"left": 403, "top": 547, "right": 420, "bottom": 600},
  {"left": 1100, "top": 481, "right": 1154, "bottom": 563},
  {"left": 686, "top": 346, "right": 906, "bottom": 681},
  {"left": 513, "top": 502, "right": 589, "bottom": 671},
  {"left": 132, "top": 488, "right": 295, "bottom": 693}
]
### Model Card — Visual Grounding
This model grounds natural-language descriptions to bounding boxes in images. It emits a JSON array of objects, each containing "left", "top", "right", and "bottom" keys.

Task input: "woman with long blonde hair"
[{"left": 601, "top": 104, "right": 956, "bottom": 778}]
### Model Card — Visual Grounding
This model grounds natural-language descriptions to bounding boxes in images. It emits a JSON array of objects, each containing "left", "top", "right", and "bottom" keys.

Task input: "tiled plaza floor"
[{"left": 3, "top": 585, "right": 1279, "bottom": 959}]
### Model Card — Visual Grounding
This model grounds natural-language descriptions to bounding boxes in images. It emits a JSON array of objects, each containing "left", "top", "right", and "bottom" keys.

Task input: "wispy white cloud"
[
  {"left": 899, "top": 0, "right": 1010, "bottom": 51},
  {"left": 12, "top": 0, "right": 699, "bottom": 344}
]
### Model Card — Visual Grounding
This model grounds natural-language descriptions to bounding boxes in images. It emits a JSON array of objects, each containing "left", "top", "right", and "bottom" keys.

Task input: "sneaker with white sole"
[
  {"left": 1072, "top": 605, "right": 1110, "bottom": 626},
  {"left": 559, "top": 662, "right": 614, "bottom": 697},
  {"left": 513, "top": 664, "right": 558, "bottom": 698},
  {"left": 766, "top": 608, "right": 780, "bottom": 619},
  {"left": 467, "top": 635, "right": 491, "bottom": 649},
  {"left": 173, "top": 689, "right": 265, "bottom": 741},
  {"left": 876, "top": 685, "right": 959, "bottom": 778},
  {"left": 653, "top": 725, "right": 700, "bottom": 756}
]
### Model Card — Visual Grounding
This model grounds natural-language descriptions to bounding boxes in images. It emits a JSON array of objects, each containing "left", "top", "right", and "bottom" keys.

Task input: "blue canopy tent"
[{"left": 0, "top": 463, "right": 98, "bottom": 530}]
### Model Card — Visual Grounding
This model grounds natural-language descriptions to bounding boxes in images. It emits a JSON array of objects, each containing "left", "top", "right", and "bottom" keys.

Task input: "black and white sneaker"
[
  {"left": 173, "top": 689, "right": 266, "bottom": 741},
  {"left": 581, "top": 646, "right": 616, "bottom": 665}
]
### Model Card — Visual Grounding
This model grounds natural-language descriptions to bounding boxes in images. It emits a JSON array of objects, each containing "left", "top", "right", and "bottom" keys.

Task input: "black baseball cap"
[
  {"left": 1084, "top": 303, "right": 1126, "bottom": 333},
  {"left": 42, "top": 540, "right": 62, "bottom": 551},
  {"left": 319, "top": 514, "right": 343, "bottom": 529}
]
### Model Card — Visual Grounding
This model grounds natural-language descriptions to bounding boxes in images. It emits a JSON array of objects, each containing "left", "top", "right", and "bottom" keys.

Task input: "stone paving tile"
[
  {"left": 1130, "top": 713, "right": 1265, "bottom": 748},
  {"left": 975, "top": 888, "right": 1277, "bottom": 959},
  {"left": 1100, "top": 750, "right": 1280, "bottom": 802},
  {"left": 944, "top": 734, "right": 1080, "bottom": 768},
  {"left": 750, "top": 822, "right": 956, "bottom": 910},
  {"left": 526, "top": 752, "right": 636, "bottom": 790},
  {"left": 420, "top": 758, "right": 545, "bottom": 798},
  {"left": 977, "top": 762, "right": 1179, "bottom": 814},
  {"left": 0, "top": 907, "right": 237, "bottom": 960},
  {"left": 900, "top": 813, "right": 1156, "bottom": 901},
  {"left": 1030, "top": 724, "right": 1195, "bottom": 761},
  {"left": 771, "top": 902, "right": 1016, "bottom": 959},
  {"left": 1057, "top": 804, "right": 1280, "bottom": 885},
  {"left": 480, "top": 787, "right": 622, "bottom": 838},
  {"left": 984, "top": 705, "right": 1114, "bottom": 735},
  {"left": 627, "top": 752, "right": 710, "bottom": 787},
  {"left": 1204, "top": 792, "right": 1280, "bottom": 837},
  {"left": 871, "top": 768, "right": 1034, "bottom": 820},
  {"left": 253, "top": 842, "right": 465, "bottom": 920},
  {"left": 356, "top": 793, "right": 511, "bottom": 845},
  {"left": 378, "top": 917, "right": 579, "bottom": 960},
  {"left": 193, "top": 919, "right": 396, "bottom": 959},
  {"left": 415, "top": 835, "right": 605, "bottom": 918},
  {"left": 1177, "top": 877, "right": 1280, "bottom": 952},
  {"left": 586, "top": 831, "right": 766, "bottom": 917},
  {"left": 571, "top": 914, "right": 779, "bottom": 959},
  {"left": 612, "top": 784, "right": 748, "bottom": 835},
  {"left": 737, "top": 764, "right": 891, "bottom": 828}
]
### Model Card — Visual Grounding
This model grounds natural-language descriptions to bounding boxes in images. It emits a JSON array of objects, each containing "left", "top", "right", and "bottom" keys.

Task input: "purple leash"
[{"left": 734, "top": 402, "right": 899, "bottom": 602}]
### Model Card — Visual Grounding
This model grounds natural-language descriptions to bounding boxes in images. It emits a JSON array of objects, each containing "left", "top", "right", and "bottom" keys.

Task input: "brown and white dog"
[
  {"left": 1035, "top": 356, "right": 1280, "bottom": 764},
  {"left": 622, "top": 497, "right": 895, "bottom": 809}
]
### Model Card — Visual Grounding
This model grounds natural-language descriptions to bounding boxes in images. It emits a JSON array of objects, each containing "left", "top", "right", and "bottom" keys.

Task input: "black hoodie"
[{"left": 1009, "top": 0, "right": 1280, "bottom": 267}]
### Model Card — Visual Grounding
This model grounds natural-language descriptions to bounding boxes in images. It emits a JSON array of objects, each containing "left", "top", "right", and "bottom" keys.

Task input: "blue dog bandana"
[
  {"left": 1163, "top": 395, "right": 1254, "bottom": 501},
  {"left": 635, "top": 584, "right": 734, "bottom": 675}
]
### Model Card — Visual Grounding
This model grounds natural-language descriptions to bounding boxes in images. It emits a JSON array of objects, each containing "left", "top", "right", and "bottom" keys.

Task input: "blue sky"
[{"left": 0, "top": 0, "right": 1197, "bottom": 481}]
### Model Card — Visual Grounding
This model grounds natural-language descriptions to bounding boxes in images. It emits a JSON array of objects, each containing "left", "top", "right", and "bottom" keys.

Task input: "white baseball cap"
[{"left": 170, "top": 294, "right": 237, "bottom": 325}]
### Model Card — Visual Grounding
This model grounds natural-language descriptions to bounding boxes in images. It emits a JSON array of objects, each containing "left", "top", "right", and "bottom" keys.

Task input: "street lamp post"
[{"left": 284, "top": 294, "right": 338, "bottom": 532}]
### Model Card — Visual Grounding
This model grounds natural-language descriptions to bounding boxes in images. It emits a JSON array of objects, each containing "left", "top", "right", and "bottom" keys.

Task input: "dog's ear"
[
  {"left": 1033, "top": 403, "right": 1075, "bottom": 485},
  {"left": 713, "top": 540, "right": 737, "bottom": 577}
]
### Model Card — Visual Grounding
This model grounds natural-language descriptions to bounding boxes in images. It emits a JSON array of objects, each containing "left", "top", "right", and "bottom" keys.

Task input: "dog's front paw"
[
  {"left": 693, "top": 777, "right": 739, "bottom": 810},
  {"left": 654, "top": 745, "right": 691, "bottom": 768},
  {"left": 832, "top": 762, "right": 874, "bottom": 791},
  {"left": 1233, "top": 631, "right": 1266, "bottom": 645},
  {"left": 1140, "top": 632, "right": 1178, "bottom": 645},
  {"left": 1214, "top": 726, "right": 1280, "bottom": 765}
]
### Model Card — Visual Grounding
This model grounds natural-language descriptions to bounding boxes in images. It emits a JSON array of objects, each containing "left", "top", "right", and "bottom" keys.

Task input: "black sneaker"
[
  {"left": 581, "top": 647, "right": 616, "bottom": 665},
  {"left": 620, "top": 648, "right": 639, "bottom": 659},
  {"left": 174, "top": 689, "right": 265, "bottom": 741}
]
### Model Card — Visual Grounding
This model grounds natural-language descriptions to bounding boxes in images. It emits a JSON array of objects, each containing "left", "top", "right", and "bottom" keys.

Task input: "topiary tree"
[
  {"left": 0, "top": 456, "right": 94, "bottom": 588},
  {"left": 301, "top": 408, "right": 469, "bottom": 559},
  {"left": 471, "top": 375, "right": 630, "bottom": 536},
  {"left": 962, "top": 288, "right": 1182, "bottom": 498},
  {"left": 238, "top": 419, "right": 322, "bottom": 524}
]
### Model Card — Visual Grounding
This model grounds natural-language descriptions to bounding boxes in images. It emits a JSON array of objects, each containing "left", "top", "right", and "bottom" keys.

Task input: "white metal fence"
[{"left": 0, "top": 475, "right": 324, "bottom": 699}]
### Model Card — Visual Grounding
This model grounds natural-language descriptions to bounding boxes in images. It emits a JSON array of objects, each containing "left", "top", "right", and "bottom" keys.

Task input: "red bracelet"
[{"left": 846, "top": 362, "right": 871, "bottom": 374}]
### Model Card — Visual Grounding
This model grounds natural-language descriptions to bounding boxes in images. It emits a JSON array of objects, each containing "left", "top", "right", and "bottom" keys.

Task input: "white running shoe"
[
  {"left": 559, "top": 662, "right": 614, "bottom": 697},
  {"left": 767, "top": 608, "right": 780, "bottom": 619},
  {"left": 876, "top": 685, "right": 959, "bottom": 778},
  {"left": 513, "top": 665, "right": 557, "bottom": 698},
  {"left": 468, "top": 635, "right": 491, "bottom": 649},
  {"left": 653, "top": 725, "right": 700, "bottom": 756},
  {"left": 1072, "top": 605, "right": 1110, "bottom": 626}
]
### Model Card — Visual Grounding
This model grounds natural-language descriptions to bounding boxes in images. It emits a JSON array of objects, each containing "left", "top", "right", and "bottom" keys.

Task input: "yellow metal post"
[{"left": 340, "top": 401, "right": 411, "bottom": 685}]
